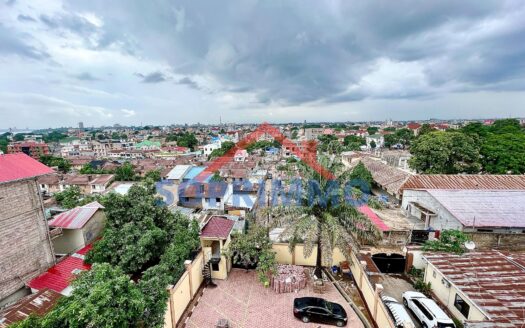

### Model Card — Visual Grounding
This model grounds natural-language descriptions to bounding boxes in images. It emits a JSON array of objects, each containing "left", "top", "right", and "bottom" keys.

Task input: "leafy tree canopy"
[
  {"left": 409, "top": 131, "right": 481, "bottom": 174},
  {"left": 349, "top": 162, "right": 373, "bottom": 191},
  {"left": 423, "top": 230, "right": 470, "bottom": 254},
  {"left": 39, "top": 155, "right": 71, "bottom": 173},
  {"left": 367, "top": 127, "right": 379, "bottom": 135},
  {"left": 481, "top": 133, "right": 525, "bottom": 174},
  {"left": 115, "top": 162, "right": 138, "bottom": 181}
]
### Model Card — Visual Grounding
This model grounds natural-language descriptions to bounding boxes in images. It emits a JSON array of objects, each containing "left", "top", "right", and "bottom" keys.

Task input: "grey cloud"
[
  {"left": 74, "top": 72, "right": 101, "bottom": 81},
  {"left": 176, "top": 76, "right": 199, "bottom": 89},
  {"left": 0, "top": 24, "right": 49, "bottom": 60},
  {"left": 17, "top": 15, "right": 36, "bottom": 23},
  {"left": 135, "top": 71, "right": 168, "bottom": 83}
]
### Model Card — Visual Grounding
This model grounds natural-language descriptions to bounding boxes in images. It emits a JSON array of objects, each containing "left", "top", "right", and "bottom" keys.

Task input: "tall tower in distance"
[{"left": 78, "top": 122, "right": 84, "bottom": 129}]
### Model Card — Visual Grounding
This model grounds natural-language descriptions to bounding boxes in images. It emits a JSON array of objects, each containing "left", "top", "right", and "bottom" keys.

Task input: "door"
[{"left": 307, "top": 307, "right": 331, "bottom": 324}]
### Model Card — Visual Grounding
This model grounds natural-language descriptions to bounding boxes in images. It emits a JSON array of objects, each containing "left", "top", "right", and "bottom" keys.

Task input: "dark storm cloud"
[
  {"left": 0, "top": 23, "right": 49, "bottom": 60},
  {"left": 64, "top": 0, "right": 525, "bottom": 106},
  {"left": 135, "top": 71, "right": 168, "bottom": 83}
]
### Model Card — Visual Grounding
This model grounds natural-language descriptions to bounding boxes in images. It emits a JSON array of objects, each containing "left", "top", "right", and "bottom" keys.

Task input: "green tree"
[
  {"left": 54, "top": 186, "right": 83, "bottom": 209},
  {"left": 490, "top": 118, "right": 522, "bottom": 134},
  {"left": 209, "top": 141, "right": 235, "bottom": 159},
  {"left": 481, "top": 133, "right": 525, "bottom": 174},
  {"left": 79, "top": 163, "right": 107, "bottom": 174},
  {"left": 369, "top": 140, "right": 377, "bottom": 149},
  {"left": 144, "top": 169, "right": 162, "bottom": 182},
  {"left": 210, "top": 171, "right": 223, "bottom": 182},
  {"left": 49, "top": 263, "right": 144, "bottom": 328},
  {"left": 418, "top": 124, "right": 436, "bottom": 136},
  {"left": 85, "top": 183, "right": 198, "bottom": 275},
  {"left": 43, "top": 131, "right": 68, "bottom": 143},
  {"left": 267, "top": 156, "right": 381, "bottom": 278},
  {"left": 14, "top": 133, "right": 27, "bottom": 141},
  {"left": 343, "top": 135, "right": 365, "bottom": 151},
  {"left": 223, "top": 225, "right": 276, "bottom": 285},
  {"left": 423, "top": 230, "right": 470, "bottom": 254},
  {"left": 384, "top": 128, "right": 414, "bottom": 148},
  {"left": 461, "top": 122, "right": 489, "bottom": 138},
  {"left": 367, "top": 127, "right": 379, "bottom": 135},
  {"left": 115, "top": 162, "right": 137, "bottom": 181},
  {"left": 176, "top": 132, "right": 198, "bottom": 150},
  {"left": 349, "top": 162, "right": 373, "bottom": 191},
  {"left": 39, "top": 155, "right": 71, "bottom": 173},
  {"left": 409, "top": 131, "right": 481, "bottom": 174}
]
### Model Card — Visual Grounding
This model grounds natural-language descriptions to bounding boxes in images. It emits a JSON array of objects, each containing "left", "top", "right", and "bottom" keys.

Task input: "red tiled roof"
[
  {"left": 0, "top": 153, "right": 54, "bottom": 184},
  {"left": 201, "top": 216, "right": 234, "bottom": 239},
  {"left": 48, "top": 201, "right": 104, "bottom": 229},
  {"left": 407, "top": 122, "right": 421, "bottom": 129},
  {"left": 401, "top": 174, "right": 525, "bottom": 191},
  {"left": 27, "top": 244, "right": 92, "bottom": 294}
]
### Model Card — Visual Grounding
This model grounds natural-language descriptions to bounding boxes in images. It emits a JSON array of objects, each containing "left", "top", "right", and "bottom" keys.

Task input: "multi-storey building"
[
  {"left": 7, "top": 141, "right": 49, "bottom": 160},
  {"left": 0, "top": 153, "right": 55, "bottom": 306}
]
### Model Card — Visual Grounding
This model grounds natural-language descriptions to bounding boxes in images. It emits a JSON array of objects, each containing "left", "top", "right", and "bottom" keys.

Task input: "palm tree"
[{"left": 264, "top": 155, "right": 381, "bottom": 279}]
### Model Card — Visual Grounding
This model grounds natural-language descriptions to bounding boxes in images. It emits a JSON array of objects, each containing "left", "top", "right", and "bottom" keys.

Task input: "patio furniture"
[
  {"left": 270, "top": 264, "right": 307, "bottom": 293},
  {"left": 216, "top": 319, "right": 229, "bottom": 328}
]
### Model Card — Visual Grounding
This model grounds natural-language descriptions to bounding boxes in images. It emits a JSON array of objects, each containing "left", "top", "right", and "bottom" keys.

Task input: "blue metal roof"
[{"left": 183, "top": 166, "right": 206, "bottom": 180}]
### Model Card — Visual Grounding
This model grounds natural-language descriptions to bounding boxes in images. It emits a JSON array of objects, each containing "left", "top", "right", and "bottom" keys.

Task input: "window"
[
  {"left": 184, "top": 197, "right": 189, "bottom": 202},
  {"left": 433, "top": 270, "right": 436, "bottom": 278},
  {"left": 216, "top": 197, "right": 221, "bottom": 203},
  {"left": 454, "top": 294, "right": 470, "bottom": 318},
  {"left": 477, "top": 229, "right": 493, "bottom": 233},
  {"left": 308, "top": 308, "right": 328, "bottom": 315},
  {"left": 211, "top": 262, "right": 219, "bottom": 271},
  {"left": 414, "top": 300, "right": 433, "bottom": 320}
]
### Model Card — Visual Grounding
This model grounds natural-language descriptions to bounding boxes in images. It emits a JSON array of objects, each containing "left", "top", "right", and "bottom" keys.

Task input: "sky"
[{"left": 1, "top": 0, "right": 525, "bottom": 128}]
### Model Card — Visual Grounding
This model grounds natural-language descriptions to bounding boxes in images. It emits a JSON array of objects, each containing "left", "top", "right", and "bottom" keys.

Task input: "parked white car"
[
  {"left": 402, "top": 291, "right": 455, "bottom": 328},
  {"left": 382, "top": 295, "right": 415, "bottom": 328}
]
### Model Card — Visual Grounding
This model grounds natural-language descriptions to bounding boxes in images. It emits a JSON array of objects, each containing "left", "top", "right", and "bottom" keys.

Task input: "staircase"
[{"left": 202, "top": 261, "right": 214, "bottom": 286}]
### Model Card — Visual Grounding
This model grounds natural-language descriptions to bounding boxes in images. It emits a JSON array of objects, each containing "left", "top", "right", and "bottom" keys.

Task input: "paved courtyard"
[{"left": 184, "top": 268, "right": 364, "bottom": 328}]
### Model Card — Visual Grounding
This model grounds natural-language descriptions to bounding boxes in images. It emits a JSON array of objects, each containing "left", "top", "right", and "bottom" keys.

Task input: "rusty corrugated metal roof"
[
  {"left": 401, "top": 175, "right": 525, "bottom": 191},
  {"left": 0, "top": 289, "right": 61, "bottom": 327},
  {"left": 48, "top": 201, "right": 104, "bottom": 229},
  {"left": 424, "top": 251, "right": 525, "bottom": 328}
]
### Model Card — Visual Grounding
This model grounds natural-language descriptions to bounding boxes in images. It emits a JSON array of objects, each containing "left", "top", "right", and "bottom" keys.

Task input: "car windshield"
[{"left": 438, "top": 323, "right": 455, "bottom": 328}]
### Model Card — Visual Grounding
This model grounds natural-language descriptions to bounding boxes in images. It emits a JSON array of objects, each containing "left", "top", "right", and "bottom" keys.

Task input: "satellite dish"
[{"left": 464, "top": 241, "right": 476, "bottom": 250}]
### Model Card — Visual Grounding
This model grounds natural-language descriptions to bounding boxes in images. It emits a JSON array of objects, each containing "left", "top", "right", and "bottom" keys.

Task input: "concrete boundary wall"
[
  {"left": 164, "top": 251, "right": 205, "bottom": 328},
  {"left": 349, "top": 251, "right": 396, "bottom": 328}
]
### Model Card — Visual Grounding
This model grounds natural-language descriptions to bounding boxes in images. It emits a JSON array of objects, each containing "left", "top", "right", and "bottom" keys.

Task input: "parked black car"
[{"left": 293, "top": 297, "right": 348, "bottom": 327}]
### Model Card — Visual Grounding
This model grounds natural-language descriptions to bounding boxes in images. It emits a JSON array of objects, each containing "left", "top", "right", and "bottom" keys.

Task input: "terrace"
[{"left": 182, "top": 268, "right": 364, "bottom": 328}]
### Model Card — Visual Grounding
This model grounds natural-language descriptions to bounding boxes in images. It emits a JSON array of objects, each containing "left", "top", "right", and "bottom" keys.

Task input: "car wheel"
[
  {"left": 422, "top": 324, "right": 428, "bottom": 328},
  {"left": 336, "top": 320, "right": 345, "bottom": 327},
  {"left": 302, "top": 316, "right": 310, "bottom": 323},
  {"left": 403, "top": 298, "right": 408, "bottom": 307}
]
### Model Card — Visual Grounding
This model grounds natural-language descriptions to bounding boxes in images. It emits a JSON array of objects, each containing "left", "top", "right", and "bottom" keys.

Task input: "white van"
[
  {"left": 382, "top": 295, "right": 415, "bottom": 328},
  {"left": 402, "top": 291, "right": 455, "bottom": 328}
]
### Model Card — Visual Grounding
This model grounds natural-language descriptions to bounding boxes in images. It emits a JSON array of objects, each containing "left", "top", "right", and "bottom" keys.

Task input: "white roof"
[
  {"left": 166, "top": 165, "right": 192, "bottom": 180},
  {"left": 428, "top": 189, "right": 525, "bottom": 228},
  {"left": 113, "top": 183, "right": 134, "bottom": 195}
]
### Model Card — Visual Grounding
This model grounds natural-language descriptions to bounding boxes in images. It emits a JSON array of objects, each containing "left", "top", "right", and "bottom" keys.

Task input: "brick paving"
[{"left": 184, "top": 268, "right": 364, "bottom": 328}]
